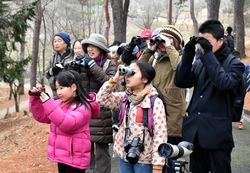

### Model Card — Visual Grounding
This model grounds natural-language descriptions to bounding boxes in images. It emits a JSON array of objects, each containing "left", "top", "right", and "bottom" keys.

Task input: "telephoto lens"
[
  {"left": 119, "top": 67, "right": 135, "bottom": 76},
  {"left": 158, "top": 141, "right": 193, "bottom": 159}
]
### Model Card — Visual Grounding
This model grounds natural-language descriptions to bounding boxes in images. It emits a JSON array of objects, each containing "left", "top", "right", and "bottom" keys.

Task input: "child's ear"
[
  {"left": 142, "top": 78, "right": 148, "bottom": 84},
  {"left": 71, "top": 83, "right": 77, "bottom": 91}
]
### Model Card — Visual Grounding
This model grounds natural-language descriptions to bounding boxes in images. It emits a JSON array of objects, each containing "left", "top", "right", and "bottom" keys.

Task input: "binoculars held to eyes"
[{"left": 119, "top": 67, "right": 135, "bottom": 76}]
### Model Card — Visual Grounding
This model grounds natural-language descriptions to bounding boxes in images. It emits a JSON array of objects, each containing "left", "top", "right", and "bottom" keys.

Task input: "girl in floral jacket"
[
  {"left": 97, "top": 60, "right": 167, "bottom": 173},
  {"left": 29, "top": 70, "right": 99, "bottom": 173}
]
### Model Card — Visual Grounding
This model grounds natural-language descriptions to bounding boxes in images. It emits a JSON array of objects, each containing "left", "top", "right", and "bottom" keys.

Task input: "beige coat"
[{"left": 140, "top": 47, "right": 186, "bottom": 137}]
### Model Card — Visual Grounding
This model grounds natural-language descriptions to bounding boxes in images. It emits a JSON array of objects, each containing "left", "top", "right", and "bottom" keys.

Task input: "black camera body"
[
  {"left": 73, "top": 55, "right": 87, "bottom": 67},
  {"left": 150, "top": 35, "right": 165, "bottom": 45},
  {"left": 65, "top": 55, "right": 87, "bottom": 72},
  {"left": 124, "top": 137, "right": 144, "bottom": 164},
  {"left": 119, "top": 67, "right": 135, "bottom": 76}
]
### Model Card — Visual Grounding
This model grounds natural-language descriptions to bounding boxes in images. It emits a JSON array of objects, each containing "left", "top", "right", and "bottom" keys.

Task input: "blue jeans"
[{"left": 119, "top": 158, "right": 152, "bottom": 173}]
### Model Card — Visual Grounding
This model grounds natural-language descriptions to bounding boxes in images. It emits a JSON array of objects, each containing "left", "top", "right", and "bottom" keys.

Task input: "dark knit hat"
[
  {"left": 159, "top": 25, "right": 183, "bottom": 50},
  {"left": 55, "top": 31, "right": 71, "bottom": 47},
  {"left": 81, "top": 33, "right": 110, "bottom": 53}
]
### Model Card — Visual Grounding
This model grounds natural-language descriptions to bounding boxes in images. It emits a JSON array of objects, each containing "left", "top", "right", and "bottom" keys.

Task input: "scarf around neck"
[
  {"left": 94, "top": 54, "right": 103, "bottom": 65},
  {"left": 127, "top": 83, "right": 153, "bottom": 105}
]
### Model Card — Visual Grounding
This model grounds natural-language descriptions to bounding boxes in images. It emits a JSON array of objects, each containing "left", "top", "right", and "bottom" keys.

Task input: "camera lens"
[{"left": 158, "top": 143, "right": 173, "bottom": 158}]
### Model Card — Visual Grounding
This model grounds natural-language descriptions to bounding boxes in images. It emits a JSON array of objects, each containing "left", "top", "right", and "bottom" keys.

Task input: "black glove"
[
  {"left": 128, "top": 36, "right": 140, "bottom": 49},
  {"left": 83, "top": 55, "right": 96, "bottom": 68},
  {"left": 184, "top": 36, "right": 197, "bottom": 52},
  {"left": 197, "top": 37, "right": 213, "bottom": 53},
  {"left": 52, "top": 63, "right": 64, "bottom": 75}
]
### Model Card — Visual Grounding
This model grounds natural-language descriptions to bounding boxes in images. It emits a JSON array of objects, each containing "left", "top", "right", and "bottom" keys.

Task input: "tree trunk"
[
  {"left": 19, "top": 34, "right": 25, "bottom": 95},
  {"left": 41, "top": 13, "right": 46, "bottom": 87},
  {"left": 190, "top": 0, "right": 198, "bottom": 35},
  {"left": 9, "top": 83, "right": 20, "bottom": 112},
  {"left": 30, "top": 0, "right": 42, "bottom": 89},
  {"left": 110, "top": 0, "right": 130, "bottom": 43},
  {"left": 234, "top": 0, "right": 245, "bottom": 58},
  {"left": 207, "top": 0, "right": 221, "bottom": 20},
  {"left": 14, "top": 89, "right": 20, "bottom": 112},
  {"left": 87, "top": 0, "right": 92, "bottom": 36},
  {"left": 19, "top": 0, "right": 26, "bottom": 95},
  {"left": 168, "top": 0, "right": 172, "bottom": 25},
  {"left": 80, "top": 2, "right": 86, "bottom": 38},
  {"left": 104, "top": 0, "right": 110, "bottom": 44}
]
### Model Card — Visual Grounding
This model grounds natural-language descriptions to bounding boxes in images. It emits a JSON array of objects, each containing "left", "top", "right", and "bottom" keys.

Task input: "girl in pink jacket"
[{"left": 29, "top": 70, "right": 99, "bottom": 173}]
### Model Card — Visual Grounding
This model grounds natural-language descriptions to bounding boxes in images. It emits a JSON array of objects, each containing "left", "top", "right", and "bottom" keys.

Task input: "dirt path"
[{"left": 0, "top": 112, "right": 57, "bottom": 173}]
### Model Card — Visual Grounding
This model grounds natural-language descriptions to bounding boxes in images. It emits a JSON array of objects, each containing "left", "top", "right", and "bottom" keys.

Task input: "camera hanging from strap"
[{"left": 124, "top": 99, "right": 146, "bottom": 146}]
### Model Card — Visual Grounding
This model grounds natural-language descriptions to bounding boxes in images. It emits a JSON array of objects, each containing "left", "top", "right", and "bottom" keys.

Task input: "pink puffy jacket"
[{"left": 29, "top": 94, "right": 99, "bottom": 169}]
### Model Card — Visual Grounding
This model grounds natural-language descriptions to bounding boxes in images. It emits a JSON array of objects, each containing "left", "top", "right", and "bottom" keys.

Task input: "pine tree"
[{"left": 0, "top": 0, "right": 37, "bottom": 112}]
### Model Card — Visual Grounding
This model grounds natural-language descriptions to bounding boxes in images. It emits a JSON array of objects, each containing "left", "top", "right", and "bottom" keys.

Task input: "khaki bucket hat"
[{"left": 81, "top": 33, "right": 110, "bottom": 53}]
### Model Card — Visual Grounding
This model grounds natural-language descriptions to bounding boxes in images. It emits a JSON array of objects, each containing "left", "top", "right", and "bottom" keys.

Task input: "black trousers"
[
  {"left": 190, "top": 136, "right": 232, "bottom": 173},
  {"left": 58, "top": 162, "right": 85, "bottom": 173}
]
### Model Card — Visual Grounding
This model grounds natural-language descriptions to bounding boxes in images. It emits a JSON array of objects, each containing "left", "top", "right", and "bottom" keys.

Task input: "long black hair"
[
  {"left": 55, "top": 70, "right": 91, "bottom": 109},
  {"left": 132, "top": 60, "right": 167, "bottom": 112}
]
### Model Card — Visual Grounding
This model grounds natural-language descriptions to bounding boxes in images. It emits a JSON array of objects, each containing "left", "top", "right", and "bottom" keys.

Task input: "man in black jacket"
[
  {"left": 175, "top": 20, "right": 244, "bottom": 173},
  {"left": 225, "top": 26, "right": 235, "bottom": 53}
]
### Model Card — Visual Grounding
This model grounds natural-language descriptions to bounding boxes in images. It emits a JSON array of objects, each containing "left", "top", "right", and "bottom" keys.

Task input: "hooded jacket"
[{"left": 140, "top": 47, "right": 186, "bottom": 137}]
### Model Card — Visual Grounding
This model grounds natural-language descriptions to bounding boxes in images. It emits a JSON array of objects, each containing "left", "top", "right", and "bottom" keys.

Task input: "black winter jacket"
[
  {"left": 76, "top": 54, "right": 117, "bottom": 143},
  {"left": 175, "top": 43, "right": 244, "bottom": 149}
]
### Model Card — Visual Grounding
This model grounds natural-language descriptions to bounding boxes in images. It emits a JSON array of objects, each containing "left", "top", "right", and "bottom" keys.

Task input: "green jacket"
[{"left": 140, "top": 47, "right": 186, "bottom": 137}]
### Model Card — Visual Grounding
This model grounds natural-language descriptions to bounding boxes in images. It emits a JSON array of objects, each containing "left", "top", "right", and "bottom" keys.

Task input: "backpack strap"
[
  {"left": 145, "top": 95, "right": 158, "bottom": 136},
  {"left": 118, "top": 94, "right": 129, "bottom": 125},
  {"left": 118, "top": 94, "right": 158, "bottom": 136},
  {"left": 102, "top": 59, "right": 111, "bottom": 72},
  {"left": 244, "top": 64, "right": 250, "bottom": 92},
  {"left": 222, "top": 54, "right": 234, "bottom": 70}
]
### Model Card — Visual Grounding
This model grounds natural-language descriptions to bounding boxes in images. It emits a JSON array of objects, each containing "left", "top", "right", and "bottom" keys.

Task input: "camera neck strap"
[
  {"left": 124, "top": 100, "right": 130, "bottom": 143},
  {"left": 124, "top": 100, "right": 146, "bottom": 145}
]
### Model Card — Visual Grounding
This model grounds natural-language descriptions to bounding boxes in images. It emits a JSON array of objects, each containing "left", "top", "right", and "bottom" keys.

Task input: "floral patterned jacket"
[{"left": 96, "top": 80, "right": 168, "bottom": 166}]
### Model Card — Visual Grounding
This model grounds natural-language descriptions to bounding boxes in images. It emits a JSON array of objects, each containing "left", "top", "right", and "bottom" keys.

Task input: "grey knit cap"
[{"left": 81, "top": 33, "right": 110, "bottom": 53}]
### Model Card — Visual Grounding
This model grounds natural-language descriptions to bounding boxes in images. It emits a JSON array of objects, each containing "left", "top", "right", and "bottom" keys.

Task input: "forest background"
[{"left": 0, "top": 0, "right": 250, "bottom": 173}]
